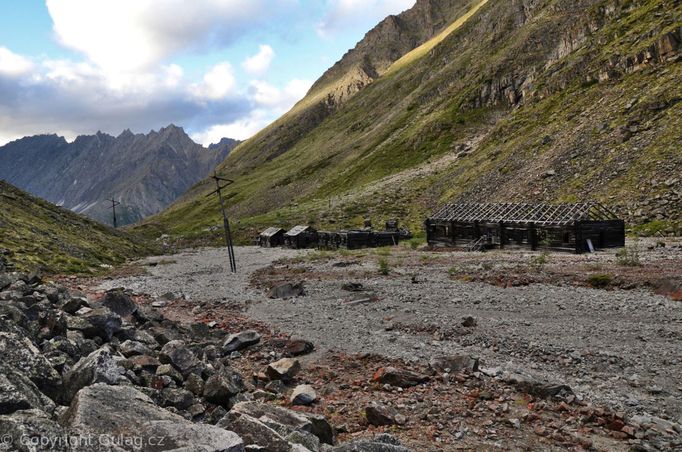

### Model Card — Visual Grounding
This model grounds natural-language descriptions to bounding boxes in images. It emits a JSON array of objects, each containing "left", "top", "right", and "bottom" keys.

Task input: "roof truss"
[{"left": 429, "top": 202, "right": 619, "bottom": 226}]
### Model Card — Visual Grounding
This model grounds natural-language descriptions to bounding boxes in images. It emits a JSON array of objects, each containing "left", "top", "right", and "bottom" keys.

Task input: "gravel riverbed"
[{"left": 97, "top": 244, "right": 682, "bottom": 427}]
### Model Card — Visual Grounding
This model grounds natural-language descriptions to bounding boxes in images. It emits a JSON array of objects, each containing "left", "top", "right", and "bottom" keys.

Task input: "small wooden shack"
[
  {"left": 284, "top": 225, "right": 319, "bottom": 249},
  {"left": 258, "top": 227, "right": 285, "bottom": 248},
  {"left": 425, "top": 202, "right": 624, "bottom": 253}
]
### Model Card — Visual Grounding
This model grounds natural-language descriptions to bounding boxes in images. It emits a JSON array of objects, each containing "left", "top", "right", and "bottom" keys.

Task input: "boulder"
[
  {"left": 184, "top": 373, "right": 205, "bottom": 396},
  {"left": 266, "top": 358, "right": 301, "bottom": 382},
  {"left": 304, "top": 413, "right": 334, "bottom": 445},
  {"left": 128, "top": 354, "right": 161, "bottom": 372},
  {"left": 223, "top": 330, "right": 261, "bottom": 353},
  {"left": 203, "top": 367, "right": 246, "bottom": 407},
  {"left": 429, "top": 355, "right": 479, "bottom": 373},
  {"left": 503, "top": 372, "right": 573, "bottom": 399},
  {"left": 155, "top": 364, "right": 183, "bottom": 384},
  {"left": 100, "top": 289, "right": 137, "bottom": 317},
  {"left": 218, "top": 412, "right": 290, "bottom": 452},
  {"left": 0, "top": 331, "right": 62, "bottom": 401},
  {"left": 62, "top": 384, "right": 244, "bottom": 452},
  {"left": 230, "top": 402, "right": 334, "bottom": 444},
  {"left": 0, "top": 363, "right": 56, "bottom": 415},
  {"left": 330, "top": 434, "right": 410, "bottom": 452},
  {"left": 290, "top": 384, "right": 317, "bottom": 406},
  {"left": 372, "top": 367, "right": 428, "bottom": 388},
  {"left": 286, "top": 431, "right": 320, "bottom": 451},
  {"left": 63, "top": 346, "right": 127, "bottom": 402},
  {"left": 284, "top": 339, "right": 315, "bottom": 357},
  {"left": 119, "top": 340, "right": 154, "bottom": 357},
  {"left": 159, "top": 340, "right": 198, "bottom": 375},
  {"left": 0, "top": 409, "right": 69, "bottom": 452},
  {"left": 81, "top": 307, "right": 122, "bottom": 341},
  {"left": 157, "top": 387, "right": 196, "bottom": 411},
  {"left": 268, "top": 282, "right": 305, "bottom": 299},
  {"left": 60, "top": 296, "right": 88, "bottom": 315},
  {"left": 365, "top": 404, "right": 404, "bottom": 426}
]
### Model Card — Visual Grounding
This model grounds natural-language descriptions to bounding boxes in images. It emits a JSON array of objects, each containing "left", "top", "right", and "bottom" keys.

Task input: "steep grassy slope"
[
  {"left": 0, "top": 181, "right": 152, "bottom": 273},
  {"left": 141, "top": 0, "right": 682, "bottom": 244}
]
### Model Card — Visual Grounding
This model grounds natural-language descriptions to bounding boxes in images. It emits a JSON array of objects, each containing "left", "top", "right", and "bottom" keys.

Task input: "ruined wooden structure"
[
  {"left": 283, "top": 225, "right": 319, "bottom": 249},
  {"left": 317, "top": 220, "right": 409, "bottom": 250},
  {"left": 258, "top": 227, "right": 285, "bottom": 248},
  {"left": 425, "top": 202, "right": 624, "bottom": 253}
]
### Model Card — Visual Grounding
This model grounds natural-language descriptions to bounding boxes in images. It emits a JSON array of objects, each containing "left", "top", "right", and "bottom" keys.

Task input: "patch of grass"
[
  {"left": 530, "top": 251, "right": 549, "bottom": 272},
  {"left": 616, "top": 244, "right": 641, "bottom": 267},
  {"left": 587, "top": 273, "right": 613, "bottom": 289},
  {"left": 378, "top": 258, "right": 390, "bottom": 275}
]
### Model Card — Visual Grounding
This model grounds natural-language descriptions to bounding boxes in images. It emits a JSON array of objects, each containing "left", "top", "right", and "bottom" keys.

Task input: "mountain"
[
  {"left": 0, "top": 180, "right": 151, "bottom": 273},
  {"left": 0, "top": 126, "right": 239, "bottom": 226},
  {"left": 142, "top": 0, "right": 681, "bottom": 243}
]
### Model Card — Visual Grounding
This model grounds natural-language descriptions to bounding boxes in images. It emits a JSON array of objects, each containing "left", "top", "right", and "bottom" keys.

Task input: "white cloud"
[
  {"left": 192, "top": 111, "right": 271, "bottom": 144},
  {"left": 45, "top": 0, "right": 267, "bottom": 72},
  {"left": 317, "top": 0, "right": 415, "bottom": 37},
  {"left": 192, "top": 78, "right": 311, "bottom": 144},
  {"left": 249, "top": 78, "right": 312, "bottom": 110},
  {"left": 0, "top": 47, "right": 34, "bottom": 77},
  {"left": 191, "top": 62, "right": 236, "bottom": 100},
  {"left": 241, "top": 44, "right": 275, "bottom": 76}
]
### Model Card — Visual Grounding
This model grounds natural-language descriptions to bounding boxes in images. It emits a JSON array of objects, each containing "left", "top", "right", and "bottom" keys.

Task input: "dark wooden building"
[
  {"left": 425, "top": 202, "right": 624, "bottom": 253},
  {"left": 258, "top": 227, "right": 285, "bottom": 248},
  {"left": 284, "top": 225, "right": 319, "bottom": 249}
]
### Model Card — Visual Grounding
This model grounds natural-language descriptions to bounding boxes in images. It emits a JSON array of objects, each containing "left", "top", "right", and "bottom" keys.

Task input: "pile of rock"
[{"left": 0, "top": 271, "right": 409, "bottom": 451}]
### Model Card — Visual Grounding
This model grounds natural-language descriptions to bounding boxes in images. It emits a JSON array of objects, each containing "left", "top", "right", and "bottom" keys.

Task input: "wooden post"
[
  {"left": 206, "top": 173, "right": 237, "bottom": 273},
  {"left": 530, "top": 223, "right": 537, "bottom": 250},
  {"left": 574, "top": 221, "right": 582, "bottom": 254}
]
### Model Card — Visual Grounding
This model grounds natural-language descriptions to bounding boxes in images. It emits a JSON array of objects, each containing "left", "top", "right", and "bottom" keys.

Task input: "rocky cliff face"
[{"left": 0, "top": 126, "right": 239, "bottom": 226}]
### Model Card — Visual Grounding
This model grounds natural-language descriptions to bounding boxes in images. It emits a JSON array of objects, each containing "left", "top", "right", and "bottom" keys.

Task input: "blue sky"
[{"left": 0, "top": 0, "right": 415, "bottom": 145}]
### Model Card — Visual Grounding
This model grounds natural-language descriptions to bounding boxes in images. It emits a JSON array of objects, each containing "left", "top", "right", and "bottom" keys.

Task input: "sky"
[{"left": 0, "top": 0, "right": 415, "bottom": 146}]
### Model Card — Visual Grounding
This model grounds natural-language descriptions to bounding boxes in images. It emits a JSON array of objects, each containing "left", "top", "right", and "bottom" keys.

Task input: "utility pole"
[
  {"left": 206, "top": 173, "right": 237, "bottom": 273},
  {"left": 108, "top": 198, "right": 121, "bottom": 228}
]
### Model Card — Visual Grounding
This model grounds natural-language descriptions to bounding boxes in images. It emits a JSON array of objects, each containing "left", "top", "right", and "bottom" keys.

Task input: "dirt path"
[{"left": 96, "top": 244, "right": 682, "bottom": 427}]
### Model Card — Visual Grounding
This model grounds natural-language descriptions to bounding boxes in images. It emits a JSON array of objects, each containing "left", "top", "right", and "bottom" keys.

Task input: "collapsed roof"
[{"left": 428, "top": 202, "right": 619, "bottom": 226}]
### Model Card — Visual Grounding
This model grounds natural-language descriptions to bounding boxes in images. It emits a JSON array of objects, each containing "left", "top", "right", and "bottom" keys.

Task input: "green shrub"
[
  {"left": 616, "top": 245, "right": 641, "bottom": 267},
  {"left": 378, "top": 258, "right": 390, "bottom": 275},
  {"left": 587, "top": 273, "right": 612, "bottom": 288}
]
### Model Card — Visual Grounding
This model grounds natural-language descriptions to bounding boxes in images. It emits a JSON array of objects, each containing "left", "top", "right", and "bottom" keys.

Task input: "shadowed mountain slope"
[{"left": 0, "top": 180, "right": 152, "bottom": 273}]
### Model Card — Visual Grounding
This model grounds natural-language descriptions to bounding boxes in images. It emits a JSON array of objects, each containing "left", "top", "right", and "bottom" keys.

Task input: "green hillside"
[
  {"left": 0, "top": 180, "right": 152, "bottom": 273},
  {"left": 139, "top": 0, "right": 682, "bottom": 244}
]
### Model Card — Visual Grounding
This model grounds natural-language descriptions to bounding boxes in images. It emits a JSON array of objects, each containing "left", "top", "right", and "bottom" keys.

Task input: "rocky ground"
[{"left": 78, "top": 240, "right": 682, "bottom": 450}]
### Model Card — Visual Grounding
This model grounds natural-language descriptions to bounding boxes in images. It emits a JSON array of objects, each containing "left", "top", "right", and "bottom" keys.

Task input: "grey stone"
[
  {"left": 266, "top": 358, "right": 301, "bottom": 382},
  {"left": 0, "top": 409, "right": 69, "bottom": 452},
  {"left": 218, "top": 412, "right": 290, "bottom": 452},
  {"left": 63, "top": 346, "right": 127, "bottom": 403},
  {"left": 0, "top": 331, "right": 62, "bottom": 401},
  {"left": 267, "top": 282, "right": 305, "bottom": 299},
  {"left": 223, "top": 330, "right": 261, "bottom": 353},
  {"left": 81, "top": 307, "right": 122, "bottom": 341},
  {"left": 203, "top": 367, "right": 245, "bottom": 407},
  {"left": 62, "top": 384, "right": 244, "bottom": 452},
  {"left": 100, "top": 289, "right": 137, "bottom": 317},
  {"left": 429, "top": 355, "right": 479, "bottom": 373},
  {"left": 120, "top": 340, "right": 153, "bottom": 357},
  {"left": 365, "top": 404, "right": 403, "bottom": 426},
  {"left": 0, "top": 363, "right": 56, "bottom": 415},
  {"left": 290, "top": 384, "right": 317, "bottom": 406},
  {"left": 159, "top": 340, "right": 198, "bottom": 375}
]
